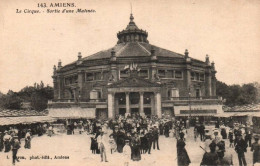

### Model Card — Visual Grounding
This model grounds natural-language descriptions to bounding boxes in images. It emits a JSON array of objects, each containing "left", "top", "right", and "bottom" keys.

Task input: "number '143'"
[{"left": 38, "top": 3, "right": 47, "bottom": 8}]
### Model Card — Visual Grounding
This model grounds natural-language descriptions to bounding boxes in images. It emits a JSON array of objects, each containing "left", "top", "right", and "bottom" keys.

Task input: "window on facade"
[
  {"left": 191, "top": 72, "right": 195, "bottom": 80},
  {"left": 168, "top": 90, "right": 171, "bottom": 97},
  {"left": 166, "top": 70, "right": 174, "bottom": 78},
  {"left": 94, "top": 72, "right": 102, "bottom": 80},
  {"left": 195, "top": 73, "right": 200, "bottom": 81},
  {"left": 139, "top": 69, "right": 148, "bottom": 78},
  {"left": 86, "top": 73, "right": 94, "bottom": 81},
  {"left": 196, "top": 89, "right": 200, "bottom": 98},
  {"left": 65, "top": 75, "right": 78, "bottom": 85},
  {"left": 175, "top": 71, "right": 183, "bottom": 79},
  {"left": 97, "top": 91, "right": 102, "bottom": 99},
  {"left": 200, "top": 73, "right": 205, "bottom": 81},
  {"left": 103, "top": 71, "right": 109, "bottom": 80},
  {"left": 130, "top": 92, "right": 139, "bottom": 104},
  {"left": 73, "top": 75, "right": 78, "bottom": 83},
  {"left": 65, "top": 78, "right": 70, "bottom": 85},
  {"left": 120, "top": 70, "right": 129, "bottom": 79},
  {"left": 144, "top": 93, "right": 151, "bottom": 104},
  {"left": 158, "top": 70, "right": 166, "bottom": 78}
]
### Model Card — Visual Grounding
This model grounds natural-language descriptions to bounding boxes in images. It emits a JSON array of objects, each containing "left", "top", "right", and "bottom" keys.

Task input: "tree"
[
  {"left": 216, "top": 80, "right": 259, "bottom": 106},
  {"left": 0, "top": 91, "right": 22, "bottom": 110},
  {"left": 0, "top": 81, "right": 53, "bottom": 111}
]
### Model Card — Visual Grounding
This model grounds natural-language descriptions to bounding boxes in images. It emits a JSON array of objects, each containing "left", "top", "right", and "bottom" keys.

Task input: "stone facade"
[{"left": 49, "top": 13, "right": 222, "bottom": 119}]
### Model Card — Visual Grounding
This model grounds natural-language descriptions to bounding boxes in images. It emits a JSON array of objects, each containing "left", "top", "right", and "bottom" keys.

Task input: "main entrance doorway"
[
  {"left": 131, "top": 108, "right": 139, "bottom": 115},
  {"left": 144, "top": 108, "right": 151, "bottom": 117},
  {"left": 119, "top": 108, "right": 126, "bottom": 116}
]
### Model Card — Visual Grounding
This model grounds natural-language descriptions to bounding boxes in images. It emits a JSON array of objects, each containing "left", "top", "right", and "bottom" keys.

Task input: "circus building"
[{"left": 48, "top": 13, "right": 223, "bottom": 120}]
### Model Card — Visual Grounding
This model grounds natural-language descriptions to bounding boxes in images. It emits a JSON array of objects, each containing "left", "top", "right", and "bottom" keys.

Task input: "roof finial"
[{"left": 130, "top": 3, "right": 134, "bottom": 22}]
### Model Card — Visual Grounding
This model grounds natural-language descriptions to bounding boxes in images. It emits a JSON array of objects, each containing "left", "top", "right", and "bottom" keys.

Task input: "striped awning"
[
  {"left": 215, "top": 112, "right": 260, "bottom": 117},
  {"left": 48, "top": 108, "right": 96, "bottom": 119},
  {"left": 175, "top": 114, "right": 215, "bottom": 117},
  {"left": 0, "top": 116, "right": 56, "bottom": 126}
]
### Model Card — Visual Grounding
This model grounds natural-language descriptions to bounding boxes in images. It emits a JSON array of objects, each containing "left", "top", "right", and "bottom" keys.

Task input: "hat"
[
  {"left": 254, "top": 135, "right": 259, "bottom": 140},
  {"left": 209, "top": 142, "right": 216, "bottom": 149},
  {"left": 13, "top": 135, "right": 18, "bottom": 138},
  {"left": 125, "top": 140, "right": 130, "bottom": 142},
  {"left": 179, "top": 132, "right": 184, "bottom": 138},
  {"left": 4, "top": 130, "right": 8, "bottom": 133}
]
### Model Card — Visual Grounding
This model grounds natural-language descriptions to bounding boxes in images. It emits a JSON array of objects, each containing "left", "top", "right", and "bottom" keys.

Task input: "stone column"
[
  {"left": 139, "top": 92, "right": 145, "bottom": 117},
  {"left": 155, "top": 92, "right": 162, "bottom": 118},
  {"left": 77, "top": 70, "right": 84, "bottom": 100},
  {"left": 57, "top": 76, "right": 61, "bottom": 99},
  {"left": 211, "top": 73, "right": 217, "bottom": 96},
  {"left": 125, "top": 92, "right": 130, "bottom": 117},
  {"left": 205, "top": 71, "right": 212, "bottom": 97},
  {"left": 57, "top": 75, "right": 64, "bottom": 100},
  {"left": 108, "top": 92, "right": 115, "bottom": 119},
  {"left": 184, "top": 64, "right": 191, "bottom": 96}
]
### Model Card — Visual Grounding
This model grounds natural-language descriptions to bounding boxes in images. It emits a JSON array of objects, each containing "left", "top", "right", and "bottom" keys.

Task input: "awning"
[
  {"left": 175, "top": 114, "right": 215, "bottom": 117},
  {"left": 0, "top": 116, "right": 56, "bottom": 126},
  {"left": 214, "top": 112, "right": 260, "bottom": 117},
  {"left": 48, "top": 108, "right": 96, "bottom": 119}
]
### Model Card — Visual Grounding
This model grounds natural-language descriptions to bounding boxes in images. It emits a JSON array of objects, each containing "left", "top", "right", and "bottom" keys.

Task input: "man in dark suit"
[
  {"left": 235, "top": 133, "right": 247, "bottom": 166},
  {"left": 152, "top": 126, "right": 160, "bottom": 150},
  {"left": 145, "top": 129, "right": 153, "bottom": 154}
]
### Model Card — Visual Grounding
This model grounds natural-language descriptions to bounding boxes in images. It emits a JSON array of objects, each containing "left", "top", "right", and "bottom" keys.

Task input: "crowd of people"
[
  {"left": 87, "top": 114, "right": 169, "bottom": 163},
  {"left": 0, "top": 124, "right": 49, "bottom": 165},
  {"left": 1, "top": 115, "right": 260, "bottom": 166},
  {"left": 83, "top": 114, "right": 260, "bottom": 166}
]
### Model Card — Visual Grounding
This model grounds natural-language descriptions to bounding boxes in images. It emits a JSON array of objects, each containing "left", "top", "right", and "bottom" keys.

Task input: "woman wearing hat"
[
  {"left": 24, "top": 129, "right": 31, "bottom": 149},
  {"left": 3, "top": 130, "right": 11, "bottom": 152},
  {"left": 131, "top": 132, "right": 141, "bottom": 161},
  {"left": 251, "top": 135, "right": 260, "bottom": 165},
  {"left": 177, "top": 132, "right": 191, "bottom": 166}
]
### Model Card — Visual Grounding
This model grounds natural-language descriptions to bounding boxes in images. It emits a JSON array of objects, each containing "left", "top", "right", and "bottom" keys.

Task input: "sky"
[{"left": 0, "top": 0, "right": 260, "bottom": 93}]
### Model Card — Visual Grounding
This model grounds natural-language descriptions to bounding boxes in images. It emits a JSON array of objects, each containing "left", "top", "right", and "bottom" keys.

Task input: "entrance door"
[
  {"left": 144, "top": 108, "right": 151, "bottom": 116},
  {"left": 96, "top": 109, "right": 108, "bottom": 119},
  {"left": 119, "top": 108, "right": 126, "bottom": 116},
  {"left": 131, "top": 108, "right": 139, "bottom": 115}
]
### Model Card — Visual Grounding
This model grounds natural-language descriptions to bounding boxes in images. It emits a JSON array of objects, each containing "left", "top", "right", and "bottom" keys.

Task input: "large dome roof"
[
  {"left": 60, "top": 13, "right": 206, "bottom": 69},
  {"left": 82, "top": 42, "right": 184, "bottom": 61}
]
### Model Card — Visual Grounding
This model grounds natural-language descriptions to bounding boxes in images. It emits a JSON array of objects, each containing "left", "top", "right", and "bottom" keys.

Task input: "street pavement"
[{"left": 0, "top": 127, "right": 254, "bottom": 166}]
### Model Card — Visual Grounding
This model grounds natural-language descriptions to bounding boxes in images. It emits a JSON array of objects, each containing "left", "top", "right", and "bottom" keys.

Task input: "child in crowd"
[
  {"left": 123, "top": 140, "right": 131, "bottom": 166},
  {"left": 108, "top": 135, "right": 117, "bottom": 154},
  {"left": 228, "top": 129, "right": 234, "bottom": 148}
]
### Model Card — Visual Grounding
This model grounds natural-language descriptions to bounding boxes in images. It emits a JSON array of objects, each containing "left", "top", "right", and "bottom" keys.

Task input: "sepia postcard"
[{"left": 0, "top": 0, "right": 260, "bottom": 166}]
